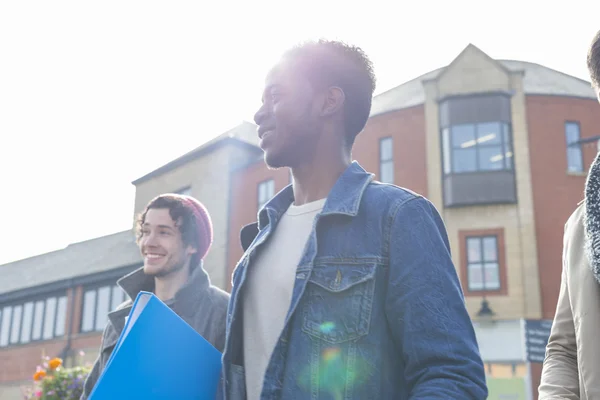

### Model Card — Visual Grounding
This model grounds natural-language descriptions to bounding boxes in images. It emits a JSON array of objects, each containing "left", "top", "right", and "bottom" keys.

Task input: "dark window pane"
[
  {"left": 258, "top": 179, "right": 275, "bottom": 210},
  {"left": 442, "top": 128, "right": 452, "bottom": 174},
  {"left": 81, "top": 290, "right": 96, "bottom": 332},
  {"left": 20, "top": 302, "right": 33, "bottom": 343},
  {"left": 451, "top": 124, "right": 476, "bottom": 148},
  {"left": 10, "top": 305, "right": 22, "bottom": 344},
  {"left": 567, "top": 148, "right": 583, "bottom": 172},
  {"left": 467, "top": 238, "right": 482, "bottom": 263},
  {"left": 380, "top": 137, "right": 393, "bottom": 161},
  {"left": 32, "top": 301, "right": 44, "bottom": 340},
  {"left": 476, "top": 122, "right": 502, "bottom": 145},
  {"left": 502, "top": 124, "right": 514, "bottom": 169},
  {"left": 565, "top": 122, "right": 583, "bottom": 173},
  {"left": 54, "top": 296, "right": 67, "bottom": 337},
  {"left": 452, "top": 148, "right": 477, "bottom": 173},
  {"left": 565, "top": 122, "right": 580, "bottom": 144},
  {"left": 468, "top": 264, "right": 484, "bottom": 291},
  {"left": 43, "top": 297, "right": 56, "bottom": 340},
  {"left": 567, "top": 151, "right": 583, "bottom": 172},
  {"left": 380, "top": 161, "right": 394, "bottom": 184},
  {"left": 483, "top": 237, "right": 498, "bottom": 262},
  {"left": 95, "top": 286, "right": 110, "bottom": 331},
  {"left": 484, "top": 263, "right": 501, "bottom": 290},
  {"left": 0, "top": 306, "right": 12, "bottom": 346},
  {"left": 478, "top": 146, "right": 505, "bottom": 171},
  {"left": 111, "top": 286, "right": 125, "bottom": 311},
  {"left": 268, "top": 180, "right": 274, "bottom": 197}
]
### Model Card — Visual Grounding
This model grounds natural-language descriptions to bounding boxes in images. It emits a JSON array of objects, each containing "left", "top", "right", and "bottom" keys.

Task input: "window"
[
  {"left": 257, "top": 179, "right": 275, "bottom": 211},
  {"left": 0, "top": 293, "right": 68, "bottom": 347},
  {"left": 176, "top": 186, "right": 192, "bottom": 196},
  {"left": 80, "top": 284, "right": 126, "bottom": 333},
  {"left": 439, "top": 94, "right": 517, "bottom": 207},
  {"left": 442, "top": 122, "right": 513, "bottom": 174},
  {"left": 459, "top": 229, "right": 507, "bottom": 296},
  {"left": 379, "top": 137, "right": 394, "bottom": 184},
  {"left": 466, "top": 236, "right": 500, "bottom": 291},
  {"left": 565, "top": 122, "right": 583, "bottom": 173}
]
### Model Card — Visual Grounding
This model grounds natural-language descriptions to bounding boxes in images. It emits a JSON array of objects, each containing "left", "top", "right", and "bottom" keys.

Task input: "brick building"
[{"left": 1, "top": 44, "right": 599, "bottom": 399}]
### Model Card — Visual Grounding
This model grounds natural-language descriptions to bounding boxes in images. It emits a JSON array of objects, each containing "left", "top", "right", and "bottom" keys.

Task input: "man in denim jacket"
[{"left": 222, "top": 40, "right": 487, "bottom": 399}]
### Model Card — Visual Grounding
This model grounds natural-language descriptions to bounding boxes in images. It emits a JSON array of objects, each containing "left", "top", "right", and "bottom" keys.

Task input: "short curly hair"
[
  {"left": 136, "top": 194, "right": 202, "bottom": 270},
  {"left": 588, "top": 30, "right": 600, "bottom": 89},
  {"left": 282, "top": 39, "right": 377, "bottom": 149}
]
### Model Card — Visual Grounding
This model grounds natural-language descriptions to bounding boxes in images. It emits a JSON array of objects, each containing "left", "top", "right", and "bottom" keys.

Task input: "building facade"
[
  {"left": 0, "top": 44, "right": 598, "bottom": 399},
  {"left": 226, "top": 45, "right": 600, "bottom": 399}
]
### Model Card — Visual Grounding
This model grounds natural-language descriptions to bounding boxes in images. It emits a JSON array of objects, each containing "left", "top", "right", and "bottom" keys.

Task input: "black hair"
[
  {"left": 588, "top": 30, "right": 600, "bottom": 89},
  {"left": 283, "top": 39, "right": 376, "bottom": 149}
]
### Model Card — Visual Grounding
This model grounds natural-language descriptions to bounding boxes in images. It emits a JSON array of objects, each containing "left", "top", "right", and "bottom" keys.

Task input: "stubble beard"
[{"left": 145, "top": 256, "right": 188, "bottom": 279}]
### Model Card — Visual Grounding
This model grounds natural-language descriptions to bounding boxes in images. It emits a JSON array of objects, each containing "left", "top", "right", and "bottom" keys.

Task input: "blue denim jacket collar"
[{"left": 257, "top": 161, "right": 374, "bottom": 231}]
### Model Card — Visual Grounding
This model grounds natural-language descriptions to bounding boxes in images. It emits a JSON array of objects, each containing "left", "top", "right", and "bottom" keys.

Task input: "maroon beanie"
[{"left": 179, "top": 195, "right": 213, "bottom": 260}]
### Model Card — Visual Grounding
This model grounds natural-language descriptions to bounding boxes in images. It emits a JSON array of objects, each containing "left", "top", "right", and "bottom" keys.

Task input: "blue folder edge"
[{"left": 88, "top": 291, "right": 222, "bottom": 399}]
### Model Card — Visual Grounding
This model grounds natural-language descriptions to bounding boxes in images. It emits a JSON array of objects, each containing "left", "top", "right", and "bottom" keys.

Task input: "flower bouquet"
[{"left": 22, "top": 352, "right": 91, "bottom": 400}]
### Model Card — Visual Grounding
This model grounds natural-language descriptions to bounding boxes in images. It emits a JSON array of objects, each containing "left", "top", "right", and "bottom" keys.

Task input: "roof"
[
  {"left": 370, "top": 60, "right": 596, "bottom": 117},
  {"left": 4, "top": 55, "right": 596, "bottom": 298},
  {"left": 0, "top": 230, "right": 142, "bottom": 296},
  {"left": 132, "top": 121, "right": 261, "bottom": 185}
]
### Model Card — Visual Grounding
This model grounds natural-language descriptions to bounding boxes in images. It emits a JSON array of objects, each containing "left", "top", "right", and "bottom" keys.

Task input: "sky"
[{"left": 0, "top": 0, "right": 599, "bottom": 266}]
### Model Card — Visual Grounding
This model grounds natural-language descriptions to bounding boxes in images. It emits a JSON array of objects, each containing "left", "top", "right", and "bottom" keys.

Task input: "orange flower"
[
  {"left": 33, "top": 370, "right": 46, "bottom": 381},
  {"left": 48, "top": 357, "right": 62, "bottom": 370}
]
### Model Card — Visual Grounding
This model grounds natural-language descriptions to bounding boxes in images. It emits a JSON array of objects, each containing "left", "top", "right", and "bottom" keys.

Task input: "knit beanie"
[{"left": 179, "top": 195, "right": 213, "bottom": 261}]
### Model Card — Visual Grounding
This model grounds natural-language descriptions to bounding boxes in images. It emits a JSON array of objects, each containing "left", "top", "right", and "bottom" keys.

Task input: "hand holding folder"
[{"left": 89, "top": 291, "right": 222, "bottom": 400}]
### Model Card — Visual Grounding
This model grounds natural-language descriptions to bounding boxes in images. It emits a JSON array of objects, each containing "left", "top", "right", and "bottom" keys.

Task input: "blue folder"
[{"left": 89, "top": 291, "right": 222, "bottom": 400}]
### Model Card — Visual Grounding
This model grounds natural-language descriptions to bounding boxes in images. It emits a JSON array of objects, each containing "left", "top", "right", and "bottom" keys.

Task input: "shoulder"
[
  {"left": 206, "top": 285, "right": 230, "bottom": 311},
  {"left": 363, "top": 181, "right": 435, "bottom": 218},
  {"left": 563, "top": 202, "right": 591, "bottom": 276},
  {"left": 363, "top": 181, "right": 424, "bottom": 210},
  {"left": 565, "top": 202, "right": 586, "bottom": 242}
]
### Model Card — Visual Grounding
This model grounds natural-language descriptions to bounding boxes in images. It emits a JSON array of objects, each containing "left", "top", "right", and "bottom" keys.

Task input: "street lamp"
[{"left": 477, "top": 297, "right": 495, "bottom": 322}]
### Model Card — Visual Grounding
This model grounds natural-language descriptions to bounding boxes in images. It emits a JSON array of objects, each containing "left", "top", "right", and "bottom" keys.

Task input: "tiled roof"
[
  {"left": 370, "top": 60, "right": 596, "bottom": 117},
  {"left": 0, "top": 230, "right": 142, "bottom": 296},
  {"left": 2, "top": 59, "right": 594, "bottom": 297}
]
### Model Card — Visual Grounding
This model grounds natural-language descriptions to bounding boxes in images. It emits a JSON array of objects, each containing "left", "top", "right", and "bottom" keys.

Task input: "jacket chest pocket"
[{"left": 301, "top": 264, "right": 377, "bottom": 344}]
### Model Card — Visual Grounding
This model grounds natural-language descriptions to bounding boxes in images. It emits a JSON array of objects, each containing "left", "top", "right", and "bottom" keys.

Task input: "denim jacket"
[{"left": 221, "top": 161, "right": 488, "bottom": 399}]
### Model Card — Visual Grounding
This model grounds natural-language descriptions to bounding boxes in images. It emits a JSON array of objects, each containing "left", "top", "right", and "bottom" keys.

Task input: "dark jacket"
[{"left": 81, "top": 263, "right": 230, "bottom": 399}]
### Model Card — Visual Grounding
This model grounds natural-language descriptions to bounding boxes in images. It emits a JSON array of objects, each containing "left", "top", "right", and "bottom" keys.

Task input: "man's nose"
[
  {"left": 254, "top": 103, "right": 268, "bottom": 126},
  {"left": 143, "top": 232, "right": 158, "bottom": 246}
]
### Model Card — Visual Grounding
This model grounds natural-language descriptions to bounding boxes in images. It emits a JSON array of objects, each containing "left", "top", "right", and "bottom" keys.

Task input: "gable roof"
[
  {"left": 132, "top": 121, "right": 261, "bottom": 185},
  {"left": 435, "top": 43, "right": 511, "bottom": 82},
  {"left": 370, "top": 60, "right": 596, "bottom": 117},
  {"left": 3, "top": 53, "right": 596, "bottom": 298},
  {"left": 0, "top": 230, "right": 142, "bottom": 297}
]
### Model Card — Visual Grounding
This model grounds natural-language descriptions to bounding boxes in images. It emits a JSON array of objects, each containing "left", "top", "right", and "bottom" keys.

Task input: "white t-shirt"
[{"left": 242, "top": 198, "right": 326, "bottom": 400}]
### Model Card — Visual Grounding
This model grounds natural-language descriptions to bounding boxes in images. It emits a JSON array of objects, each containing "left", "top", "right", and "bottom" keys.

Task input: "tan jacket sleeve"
[{"left": 538, "top": 220, "right": 580, "bottom": 399}]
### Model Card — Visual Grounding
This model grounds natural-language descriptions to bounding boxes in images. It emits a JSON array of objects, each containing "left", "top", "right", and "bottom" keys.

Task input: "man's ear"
[
  {"left": 186, "top": 245, "right": 198, "bottom": 256},
  {"left": 320, "top": 86, "right": 345, "bottom": 117}
]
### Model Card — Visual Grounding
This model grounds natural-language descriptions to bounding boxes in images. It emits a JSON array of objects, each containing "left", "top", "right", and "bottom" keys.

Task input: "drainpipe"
[{"left": 58, "top": 280, "right": 76, "bottom": 365}]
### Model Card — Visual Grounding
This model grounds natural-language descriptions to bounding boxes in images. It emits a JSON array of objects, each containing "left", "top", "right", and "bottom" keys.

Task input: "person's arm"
[
  {"left": 80, "top": 325, "right": 110, "bottom": 400},
  {"left": 385, "top": 196, "right": 487, "bottom": 399},
  {"left": 80, "top": 353, "right": 103, "bottom": 400},
  {"left": 538, "top": 221, "right": 580, "bottom": 399}
]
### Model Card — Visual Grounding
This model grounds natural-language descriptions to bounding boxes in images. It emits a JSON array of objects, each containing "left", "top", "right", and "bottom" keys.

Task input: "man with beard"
[
  {"left": 81, "top": 194, "right": 229, "bottom": 399},
  {"left": 539, "top": 30, "right": 600, "bottom": 400},
  {"left": 221, "top": 39, "right": 487, "bottom": 399}
]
